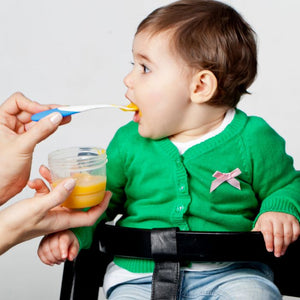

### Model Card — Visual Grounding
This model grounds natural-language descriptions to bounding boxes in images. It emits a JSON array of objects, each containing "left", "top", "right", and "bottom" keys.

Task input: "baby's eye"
[{"left": 142, "top": 64, "right": 150, "bottom": 74}]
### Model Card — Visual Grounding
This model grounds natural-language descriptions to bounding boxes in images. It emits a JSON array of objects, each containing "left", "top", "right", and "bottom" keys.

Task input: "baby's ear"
[{"left": 190, "top": 70, "right": 217, "bottom": 104}]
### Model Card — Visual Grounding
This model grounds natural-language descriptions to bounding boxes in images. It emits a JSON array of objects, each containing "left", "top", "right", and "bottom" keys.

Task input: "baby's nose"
[{"left": 123, "top": 72, "right": 133, "bottom": 88}]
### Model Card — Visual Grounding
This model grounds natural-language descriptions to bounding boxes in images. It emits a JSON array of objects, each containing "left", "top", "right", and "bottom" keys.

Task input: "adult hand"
[
  {"left": 0, "top": 92, "right": 70, "bottom": 203},
  {"left": 0, "top": 177, "right": 111, "bottom": 255}
]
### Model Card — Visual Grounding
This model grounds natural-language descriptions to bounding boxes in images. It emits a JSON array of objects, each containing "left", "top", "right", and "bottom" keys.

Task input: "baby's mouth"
[
  {"left": 125, "top": 100, "right": 140, "bottom": 122},
  {"left": 133, "top": 108, "right": 141, "bottom": 123}
]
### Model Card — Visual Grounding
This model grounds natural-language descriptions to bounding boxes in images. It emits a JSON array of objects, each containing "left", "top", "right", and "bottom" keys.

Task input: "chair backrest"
[{"left": 60, "top": 226, "right": 300, "bottom": 300}]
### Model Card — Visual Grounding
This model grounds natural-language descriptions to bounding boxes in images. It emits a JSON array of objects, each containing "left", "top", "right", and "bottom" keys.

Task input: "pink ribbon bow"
[{"left": 210, "top": 168, "right": 242, "bottom": 193}]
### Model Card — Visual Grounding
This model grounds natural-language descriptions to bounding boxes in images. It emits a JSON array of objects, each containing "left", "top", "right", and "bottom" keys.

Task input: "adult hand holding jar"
[{"left": 0, "top": 92, "right": 110, "bottom": 255}]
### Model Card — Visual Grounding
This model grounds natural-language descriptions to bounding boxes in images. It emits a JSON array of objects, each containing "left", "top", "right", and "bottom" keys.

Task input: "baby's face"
[{"left": 124, "top": 30, "right": 193, "bottom": 140}]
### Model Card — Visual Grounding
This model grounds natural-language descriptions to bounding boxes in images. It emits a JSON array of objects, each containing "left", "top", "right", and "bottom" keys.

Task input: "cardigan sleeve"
[
  {"left": 105, "top": 126, "right": 128, "bottom": 219},
  {"left": 246, "top": 117, "right": 300, "bottom": 224},
  {"left": 71, "top": 126, "right": 128, "bottom": 250},
  {"left": 71, "top": 213, "right": 106, "bottom": 250}
]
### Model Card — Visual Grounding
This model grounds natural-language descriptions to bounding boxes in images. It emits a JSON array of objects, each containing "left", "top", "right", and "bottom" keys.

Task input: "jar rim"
[{"left": 48, "top": 146, "right": 107, "bottom": 169}]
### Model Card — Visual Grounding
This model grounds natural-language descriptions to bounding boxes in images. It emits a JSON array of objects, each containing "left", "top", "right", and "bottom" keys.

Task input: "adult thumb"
[
  {"left": 44, "top": 178, "right": 76, "bottom": 209},
  {"left": 20, "top": 112, "right": 63, "bottom": 152}
]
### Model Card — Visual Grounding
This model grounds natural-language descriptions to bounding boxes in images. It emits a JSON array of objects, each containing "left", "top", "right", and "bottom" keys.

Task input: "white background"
[{"left": 0, "top": 1, "right": 299, "bottom": 299}]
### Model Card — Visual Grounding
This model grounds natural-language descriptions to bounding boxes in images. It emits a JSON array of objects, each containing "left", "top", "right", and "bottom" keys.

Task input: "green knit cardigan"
[{"left": 73, "top": 109, "right": 300, "bottom": 273}]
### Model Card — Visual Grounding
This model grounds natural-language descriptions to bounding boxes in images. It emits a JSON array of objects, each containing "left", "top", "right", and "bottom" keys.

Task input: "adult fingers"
[
  {"left": 67, "top": 191, "right": 111, "bottom": 229},
  {"left": 0, "top": 92, "right": 42, "bottom": 115},
  {"left": 41, "top": 178, "right": 76, "bottom": 210},
  {"left": 27, "top": 178, "right": 50, "bottom": 195},
  {"left": 39, "top": 165, "right": 52, "bottom": 184},
  {"left": 19, "top": 112, "right": 63, "bottom": 153},
  {"left": 25, "top": 115, "right": 71, "bottom": 131}
]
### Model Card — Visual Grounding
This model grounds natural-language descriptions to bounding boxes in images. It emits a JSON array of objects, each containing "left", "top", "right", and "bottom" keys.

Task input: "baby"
[{"left": 37, "top": 1, "right": 300, "bottom": 299}]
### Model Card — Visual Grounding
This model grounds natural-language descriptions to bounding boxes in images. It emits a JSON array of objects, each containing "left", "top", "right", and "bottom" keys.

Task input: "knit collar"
[{"left": 156, "top": 109, "right": 248, "bottom": 160}]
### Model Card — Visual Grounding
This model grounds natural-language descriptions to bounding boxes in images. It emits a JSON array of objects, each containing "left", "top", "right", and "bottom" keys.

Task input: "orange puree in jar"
[{"left": 52, "top": 173, "right": 106, "bottom": 209}]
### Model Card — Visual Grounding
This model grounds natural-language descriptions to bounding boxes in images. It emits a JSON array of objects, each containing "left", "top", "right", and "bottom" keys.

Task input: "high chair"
[{"left": 60, "top": 222, "right": 300, "bottom": 300}]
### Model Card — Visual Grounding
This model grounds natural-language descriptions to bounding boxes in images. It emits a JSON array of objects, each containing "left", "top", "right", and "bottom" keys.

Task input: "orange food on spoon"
[{"left": 121, "top": 103, "right": 139, "bottom": 111}]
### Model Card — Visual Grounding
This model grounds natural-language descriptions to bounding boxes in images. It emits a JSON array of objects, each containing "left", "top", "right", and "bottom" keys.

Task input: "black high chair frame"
[{"left": 60, "top": 222, "right": 300, "bottom": 300}]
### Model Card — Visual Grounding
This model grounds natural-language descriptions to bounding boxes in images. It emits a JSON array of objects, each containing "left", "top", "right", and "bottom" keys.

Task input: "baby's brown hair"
[{"left": 136, "top": 0, "right": 257, "bottom": 107}]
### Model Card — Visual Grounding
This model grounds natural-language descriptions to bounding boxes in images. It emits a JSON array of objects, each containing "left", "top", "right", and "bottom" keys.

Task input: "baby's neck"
[{"left": 170, "top": 106, "right": 230, "bottom": 143}]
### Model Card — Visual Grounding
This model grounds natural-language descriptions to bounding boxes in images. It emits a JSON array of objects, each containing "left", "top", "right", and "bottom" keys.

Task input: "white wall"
[{"left": 0, "top": 1, "right": 299, "bottom": 299}]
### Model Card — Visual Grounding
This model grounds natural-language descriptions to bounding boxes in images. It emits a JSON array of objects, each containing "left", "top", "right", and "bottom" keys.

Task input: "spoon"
[{"left": 31, "top": 103, "right": 138, "bottom": 121}]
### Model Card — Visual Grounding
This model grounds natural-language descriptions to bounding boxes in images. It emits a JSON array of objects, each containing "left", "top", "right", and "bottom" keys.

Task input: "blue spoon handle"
[{"left": 31, "top": 108, "right": 77, "bottom": 121}]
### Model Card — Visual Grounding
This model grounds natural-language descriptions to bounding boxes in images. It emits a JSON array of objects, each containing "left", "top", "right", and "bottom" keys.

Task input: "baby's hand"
[
  {"left": 38, "top": 230, "right": 79, "bottom": 265},
  {"left": 252, "top": 212, "right": 300, "bottom": 257}
]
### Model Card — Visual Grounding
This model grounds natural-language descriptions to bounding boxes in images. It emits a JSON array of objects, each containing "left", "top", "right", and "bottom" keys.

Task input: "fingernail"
[
  {"left": 50, "top": 112, "right": 63, "bottom": 124},
  {"left": 64, "top": 178, "right": 76, "bottom": 191}
]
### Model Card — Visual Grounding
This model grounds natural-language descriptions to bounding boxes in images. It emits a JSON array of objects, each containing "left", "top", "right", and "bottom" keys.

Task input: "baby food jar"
[{"left": 48, "top": 147, "right": 107, "bottom": 209}]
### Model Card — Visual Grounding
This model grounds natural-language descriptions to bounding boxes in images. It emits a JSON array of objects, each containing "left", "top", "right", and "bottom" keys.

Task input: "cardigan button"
[
  {"left": 176, "top": 159, "right": 182, "bottom": 167},
  {"left": 179, "top": 185, "right": 186, "bottom": 192},
  {"left": 176, "top": 205, "right": 184, "bottom": 212}
]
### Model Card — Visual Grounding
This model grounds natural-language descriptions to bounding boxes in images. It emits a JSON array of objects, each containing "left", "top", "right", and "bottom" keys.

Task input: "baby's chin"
[{"left": 138, "top": 126, "right": 168, "bottom": 140}]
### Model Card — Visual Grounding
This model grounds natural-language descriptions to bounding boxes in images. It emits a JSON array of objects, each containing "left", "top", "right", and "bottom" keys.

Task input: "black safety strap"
[{"left": 151, "top": 228, "right": 180, "bottom": 300}]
